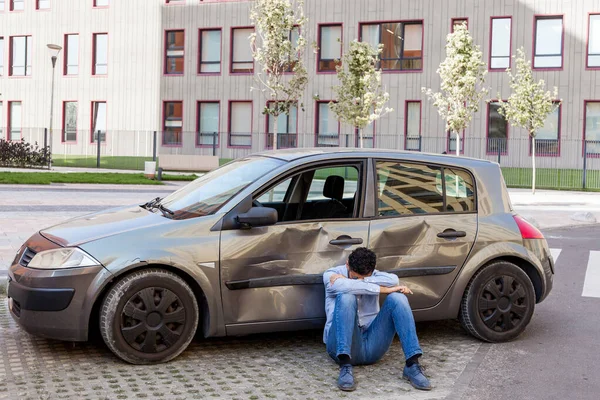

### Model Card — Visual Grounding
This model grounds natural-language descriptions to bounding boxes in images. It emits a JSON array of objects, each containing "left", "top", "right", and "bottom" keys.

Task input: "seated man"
[{"left": 323, "top": 247, "right": 431, "bottom": 392}]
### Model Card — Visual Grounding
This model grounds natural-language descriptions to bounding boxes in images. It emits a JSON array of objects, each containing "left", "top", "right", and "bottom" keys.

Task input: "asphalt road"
[{"left": 461, "top": 225, "right": 600, "bottom": 400}]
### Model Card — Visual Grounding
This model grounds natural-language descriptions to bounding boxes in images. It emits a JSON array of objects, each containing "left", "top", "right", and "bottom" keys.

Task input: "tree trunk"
[
  {"left": 531, "top": 134, "right": 536, "bottom": 195},
  {"left": 358, "top": 127, "right": 364, "bottom": 149},
  {"left": 455, "top": 130, "right": 460, "bottom": 157},
  {"left": 272, "top": 114, "right": 278, "bottom": 150}
]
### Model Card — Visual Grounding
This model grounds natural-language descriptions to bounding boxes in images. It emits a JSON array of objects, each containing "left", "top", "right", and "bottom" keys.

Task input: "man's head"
[{"left": 347, "top": 247, "right": 377, "bottom": 279}]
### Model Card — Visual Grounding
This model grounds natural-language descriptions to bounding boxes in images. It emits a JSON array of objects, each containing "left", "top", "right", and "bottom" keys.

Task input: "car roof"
[{"left": 255, "top": 147, "right": 495, "bottom": 168}]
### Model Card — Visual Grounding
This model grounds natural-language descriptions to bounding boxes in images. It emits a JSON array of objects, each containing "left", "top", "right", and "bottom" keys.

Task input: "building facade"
[{"left": 1, "top": 0, "right": 600, "bottom": 168}]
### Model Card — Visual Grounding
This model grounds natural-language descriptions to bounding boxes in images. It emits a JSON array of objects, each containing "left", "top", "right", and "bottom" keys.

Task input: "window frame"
[
  {"left": 230, "top": 26, "right": 255, "bottom": 75},
  {"left": 165, "top": 0, "right": 184, "bottom": 4},
  {"left": 7, "top": 101, "right": 22, "bottom": 141},
  {"left": 587, "top": 13, "right": 600, "bottom": 70},
  {"left": 583, "top": 100, "right": 600, "bottom": 157},
  {"left": 404, "top": 100, "right": 422, "bottom": 151},
  {"left": 63, "top": 33, "right": 79, "bottom": 76},
  {"left": 10, "top": 0, "right": 24, "bottom": 12},
  {"left": 162, "top": 100, "right": 183, "bottom": 147},
  {"left": 196, "top": 101, "right": 221, "bottom": 148},
  {"left": 61, "top": 100, "right": 78, "bottom": 143},
  {"left": 486, "top": 100, "right": 509, "bottom": 156},
  {"left": 90, "top": 100, "right": 107, "bottom": 143},
  {"left": 198, "top": 28, "right": 222, "bottom": 75},
  {"left": 164, "top": 29, "right": 185, "bottom": 76},
  {"left": 530, "top": 101, "right": 561, "bottom": 157},
  {"left": 358, "top": 19, "right": 424, "bottom": 73},
  {"left": 227, "top": 100, "right": 253, "bottom": 149},
  {"left": 315, "top": 100, "right": 340, "bottom": 147},
  {"left": 251, "top": 159, "right": 367, "bottom": 224},
  {"left": 92, "top": 32, "right": 108, "bottom": 76},
  {"left": 317, "top": 23, "right": 343, "bottom": 74},
  {"left": 451, "top": 18, "right": 468, "bottom": 32},
  {"left": 9, "top": 35, "right": 32, "bottom": 77},
  {"left": 0, "top": 37, "right": 4, "bottom": 76},
  {"left": 489, "top": 16, "right": 512, "bottom": 71},
  {"left": 373, "top": 158, "right": 477, "bottom": 218},
  {"left": 533, "top": 15, "right": 564, "bottom": 70},
  {"left": 93, "top": 0, "right": 108, "bottom": 8},
  {"left": 265, "top": 101, "right": 298, "bottom": 149}
]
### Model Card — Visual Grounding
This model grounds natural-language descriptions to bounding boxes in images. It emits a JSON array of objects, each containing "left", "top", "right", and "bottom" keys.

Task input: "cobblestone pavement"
[{"left": 0, "top": 296, "right": 482, "bottom": 400}]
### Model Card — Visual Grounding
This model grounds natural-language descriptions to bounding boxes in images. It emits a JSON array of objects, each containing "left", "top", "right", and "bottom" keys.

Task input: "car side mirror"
[{"left": 236, "top": 207, "right": 278, "bottom": 229}]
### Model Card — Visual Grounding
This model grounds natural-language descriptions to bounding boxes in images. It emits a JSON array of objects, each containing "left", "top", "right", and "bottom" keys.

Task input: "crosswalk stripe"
[
  {"left": 582, "top": 251, "right": 600, "bottom": 298},
  {"left": 550, "top": 248, "right": 562, "bottom": 264}
]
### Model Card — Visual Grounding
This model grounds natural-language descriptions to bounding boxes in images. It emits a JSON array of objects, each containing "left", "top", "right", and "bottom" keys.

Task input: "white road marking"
[
  {"left": 582, "top": 251, "right": 600, "bottom": 298},
  {"left": 550, "top": 248, "right": 562, "bottom": 264}
]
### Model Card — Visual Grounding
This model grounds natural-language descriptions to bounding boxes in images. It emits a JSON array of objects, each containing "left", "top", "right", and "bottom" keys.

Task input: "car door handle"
[
  {"left": 330, "top": 236, "right": 363, "bottom": 246},
  {"left": 437, "top": 229, "right": 467, "bottom": 239}
]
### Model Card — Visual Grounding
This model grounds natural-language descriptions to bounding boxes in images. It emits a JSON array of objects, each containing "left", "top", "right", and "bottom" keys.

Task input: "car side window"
[
  {"left": 376, "top": 161, "right": 445, "bottom": 216},
  {"left": 256, "top": 178, "right": 292, "bottom": 204},
  {"left": 442, "top": 168, "right": 475, "bottom": 212}
]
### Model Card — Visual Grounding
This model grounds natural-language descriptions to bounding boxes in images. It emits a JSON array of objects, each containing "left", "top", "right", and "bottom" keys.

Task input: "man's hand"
[
  {"left": 329, "top": 273, "right": 345, "bottom": 285},
  {"left": 380, "top": 285, "right": 413, "bottom": 295}
]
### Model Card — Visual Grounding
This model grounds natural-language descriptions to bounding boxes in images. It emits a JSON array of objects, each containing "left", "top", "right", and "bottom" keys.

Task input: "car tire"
[
  {"left": 459, "top": 260, "right": 536, "bottom": 342},
  {"left": 100, "top": 269, "right": 199, "bottom": 364}
]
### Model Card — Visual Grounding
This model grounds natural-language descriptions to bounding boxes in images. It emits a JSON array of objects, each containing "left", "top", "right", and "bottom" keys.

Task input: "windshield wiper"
[
  {"left": 142, "top": 197, "right": 161, "bottom": 209},
  {"left": 156, "top": 203, "right": 175, "bottom": 217},
  {"left": 141, "top": 197, "right": 175, "bottom": 217}
]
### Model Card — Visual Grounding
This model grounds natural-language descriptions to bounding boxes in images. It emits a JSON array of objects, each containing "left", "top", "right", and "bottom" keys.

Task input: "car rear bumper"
[{"left": 7, "top": 265, "right": 106, "bottom": 342}]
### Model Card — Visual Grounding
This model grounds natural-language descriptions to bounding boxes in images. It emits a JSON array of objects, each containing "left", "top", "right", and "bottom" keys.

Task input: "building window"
[
  {"left": 10, "top": 36, "right": 32, "bottom": 76},
  {"left": 0, "top": 37, "right": 4, "bottom": 76},
  {"left": 36, "top": 0, "right": 50, "bottom": 9},
  {"left": 228, "top": 101, "right": 252, "bottom": 147},
  {"left": 64, "top": 34, "right": 79, "bottom": 75},
  {"left": 487, "top": 102, "right": 508, "bottom": 155},
  {"left": 534, "top": 16, "right": 563, "bottom": 69},
  {"left": 0, "top": 1, "right": 4, "bottom": 11},
  {"left": 585, "top": 102, "right": 600, "bottom": 156},
  {"left": 163, "top": 101, "right": 182, "bottom": 145},
  {"left": 447, "top": 131, "right": 465, "bottom": 154},
  {"left": 92, "top": 33, "right": 108, "bottom": 75},
  {"left": 91, "top": 101, "right": 107, "bottom": 142},
  {"left": 490, "top": 17, "right": 511, "bottom": 70},
  {"left": 62, "top": 101, "right": 77, "bottom": 142},
  {"left": 199, "top": 29, "right": 221, "bottom": 74},
  {"left": 0, "top": 102, "right": 3, "bottom": 138},
  {"left": 533, "top": 103, "right": 560, "bottom": 156},
  {"left": 231, "top": 27, "right": 254, "bottom": 73},
  {"left": 588, "top": 15, "right": 600, "bottom": 68},
  {"left": 10, "top": 0, "right": 24, "bottom": 11},
  {"left": 165, "top": 30, "right": 184, "bottom": 75},
  {"left": 267, "top": 103, "right": 297, "bottom": 148},
  {"left": 166, "top": 0, "right": 183, "bottom": 3},
  {"left": 8, "top": 101, "right": 22, "bottom": 141},
  {"left": 93, "top": 0, "right": 108, "bottom": 7},
  {"left": 360, "top": 21, "right": 423, "bottom": 71},
  {"left": 197, "top": 102, "right": 220, "bottom": 147},
  {"left": 318, "top": 24, "right": 342, "bottom": 72},
  {"left": 355, "top": 123, "right": 375, "bottom": 148},
  {"left": 405, "top": 101, "right": 421, "bottom": 151},
  {"left": 451, "top": 18, "right": 468, "bottom": 32},
  {"left": 316, "top": 101, "right": 339, "bottom": 147}
]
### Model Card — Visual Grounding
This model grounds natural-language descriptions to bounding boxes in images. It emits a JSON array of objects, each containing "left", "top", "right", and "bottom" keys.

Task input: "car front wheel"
[
  {"left": 459, "top": 261, "right": 536, "bottom": 342},
  {"left": 100, "top": 269, "right": 199, "bottom": 364}
]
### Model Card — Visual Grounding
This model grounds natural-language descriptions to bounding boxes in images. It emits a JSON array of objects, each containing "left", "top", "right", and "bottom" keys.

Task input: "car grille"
[{"left": 19, "top": 248, "right": 37, "bottom": 267}]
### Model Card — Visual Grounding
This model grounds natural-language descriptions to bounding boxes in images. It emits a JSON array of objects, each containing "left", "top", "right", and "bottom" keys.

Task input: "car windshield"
[{"left": 158, "top": 156, "right": 284, "bottom": 219}]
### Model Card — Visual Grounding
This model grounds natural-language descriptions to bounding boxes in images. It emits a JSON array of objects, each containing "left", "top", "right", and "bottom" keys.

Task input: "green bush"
[{"left": 0, "top": 139, "right": 51, "bottom": 168}]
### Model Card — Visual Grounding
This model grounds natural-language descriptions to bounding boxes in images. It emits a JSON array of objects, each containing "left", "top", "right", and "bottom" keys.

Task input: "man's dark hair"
[{"left": 348, "top": 247, "right": 377, "bottom": 276}]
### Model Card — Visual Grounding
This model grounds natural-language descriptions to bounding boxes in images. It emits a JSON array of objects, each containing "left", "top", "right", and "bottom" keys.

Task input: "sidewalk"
[{"left": 0, "top": 166, "right": 199, "bottom": 176}]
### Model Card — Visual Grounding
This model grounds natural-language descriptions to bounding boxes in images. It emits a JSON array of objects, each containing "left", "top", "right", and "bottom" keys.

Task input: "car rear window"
[{"left": 376, "top": 161, "right": 475, "bottom": 216}]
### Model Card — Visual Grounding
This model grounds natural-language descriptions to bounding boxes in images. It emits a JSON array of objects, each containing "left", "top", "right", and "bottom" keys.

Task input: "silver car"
[{"left": 7, "top": 149, "right": 554, "bottom": 364}]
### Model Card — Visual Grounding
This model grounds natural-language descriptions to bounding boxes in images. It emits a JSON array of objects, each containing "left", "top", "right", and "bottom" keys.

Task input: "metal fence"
[{"left": 11, "top": 128, "right": 600, "bottom": 190}]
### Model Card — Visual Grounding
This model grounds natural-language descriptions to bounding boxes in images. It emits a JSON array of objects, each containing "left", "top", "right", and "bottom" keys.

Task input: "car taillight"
[{"left": 513, "top": 215, "right": 544, "bottom": 239}]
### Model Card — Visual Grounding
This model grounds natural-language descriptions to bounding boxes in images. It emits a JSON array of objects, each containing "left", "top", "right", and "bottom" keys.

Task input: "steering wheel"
[{"left": 252, "top": 199, "right": 263, "bottom": 207}]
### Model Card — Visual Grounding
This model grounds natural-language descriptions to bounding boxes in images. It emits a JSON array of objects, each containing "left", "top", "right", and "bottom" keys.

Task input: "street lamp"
[{"left": 47, "top": 44, "right": 62, "bottom": 168}]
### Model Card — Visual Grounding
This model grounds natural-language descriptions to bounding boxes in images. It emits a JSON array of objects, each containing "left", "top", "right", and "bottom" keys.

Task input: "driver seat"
[{"left": 302, "top": 175, "right": 348, "bottom": 220}]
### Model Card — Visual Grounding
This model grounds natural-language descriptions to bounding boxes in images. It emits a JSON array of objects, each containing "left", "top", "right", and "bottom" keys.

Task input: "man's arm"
[
  {"left": 324, "top": 266, "right": 381, "bottom": 296},
  {"left": 363, "top": 270, "right": 400, "bottom": 287}
]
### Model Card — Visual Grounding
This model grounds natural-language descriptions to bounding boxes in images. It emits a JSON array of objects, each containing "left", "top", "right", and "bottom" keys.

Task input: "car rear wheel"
[
  {"left": 100, "top": 269, "right": 199, "bottom": 364},
  {"left": 459, "top": 261, "right": 536, "bottom": 342}
]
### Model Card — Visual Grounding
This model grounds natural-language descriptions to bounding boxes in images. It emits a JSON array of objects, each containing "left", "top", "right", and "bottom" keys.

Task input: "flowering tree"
[
  {"left": 329, "top": 40, "right": 392, "bottom": 148},
  {"left": 250, "top": 0, "right": 309, "bottom": 150},
  {"left": 497, "top": 47, "right": 560, "bottom": 194},
  {"left": 422, "top": 23, "right": 488, "bottom": 155}
]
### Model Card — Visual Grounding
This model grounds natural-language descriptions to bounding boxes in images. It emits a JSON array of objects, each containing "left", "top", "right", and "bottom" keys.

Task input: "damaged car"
[{"left": 7, "top": 149, "right": 554, "bottom": 364}]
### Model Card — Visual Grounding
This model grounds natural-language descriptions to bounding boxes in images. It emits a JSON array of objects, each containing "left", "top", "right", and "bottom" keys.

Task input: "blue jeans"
[{"left": 326, "top": 293, "right": 423, "bottom": 365}]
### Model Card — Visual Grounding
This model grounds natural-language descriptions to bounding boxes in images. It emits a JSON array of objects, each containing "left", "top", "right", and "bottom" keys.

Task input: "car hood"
[{"left": 40, "top": 205, "right": 170, "bottom": 247}]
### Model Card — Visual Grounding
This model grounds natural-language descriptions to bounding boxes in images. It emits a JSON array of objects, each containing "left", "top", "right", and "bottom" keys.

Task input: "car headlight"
[{"left": 28, "top": 248, "right": 100, "bottom": 270}]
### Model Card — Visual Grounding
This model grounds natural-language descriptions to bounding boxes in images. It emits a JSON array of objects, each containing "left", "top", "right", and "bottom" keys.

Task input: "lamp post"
[{"left": 47, "top": 44, "right": 62, "bottom": 167}]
